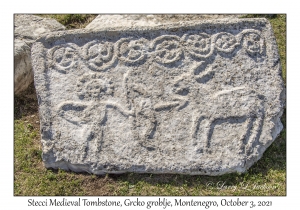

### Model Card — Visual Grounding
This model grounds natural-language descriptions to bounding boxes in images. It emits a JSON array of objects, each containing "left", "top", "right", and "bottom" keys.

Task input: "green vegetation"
[
  {"left": 14, "top": 120, "right": 85, "bottom": 195},
  {"left": 14, "top": 14, "right": 286, "bottom": 196},
  {"left": 37, "top": 14, "right": 97, "bottom": 29}
]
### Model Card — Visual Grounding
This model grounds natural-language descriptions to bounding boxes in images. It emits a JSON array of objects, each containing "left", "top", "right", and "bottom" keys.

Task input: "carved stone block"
[
  {"left": 85, "top": 14, "right": 243, "bottom": 30},
  {"left": 32, "top": 18, "right": 285, "bottom": 175}
]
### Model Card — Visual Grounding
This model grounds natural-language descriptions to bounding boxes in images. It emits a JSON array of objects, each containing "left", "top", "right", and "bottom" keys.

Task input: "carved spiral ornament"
[
  {"left": 116, "top": 38, "right": 148, "bottom": 64},
  {"left": 214, "top": 32, "right": 239, "bottom": 53},
  {"left": 47, "top": 29, "right": 264, "bottom": 73},
  {"left": 47, "top": 43, "right": 78, "bottom": 72},
  {"left": 152, "top": 35, "right": 183, "bottom": 64},
  {"left": 83, "top": 40, "right": 116, "bottom": 71},
  {"left": 183, "top": 33, "right": 213, "bottom": 58},
  {"left": 242, "top": 32, "right": 264, "bottom": 55}
]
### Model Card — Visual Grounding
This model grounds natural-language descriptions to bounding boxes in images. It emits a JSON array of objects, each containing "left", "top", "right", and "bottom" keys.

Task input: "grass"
[
  {"left": 14, "top": 14, "right": 286, "bottom": 196},
  {"left": 37, "top": 14, "right": 97, "bottom": 29}
]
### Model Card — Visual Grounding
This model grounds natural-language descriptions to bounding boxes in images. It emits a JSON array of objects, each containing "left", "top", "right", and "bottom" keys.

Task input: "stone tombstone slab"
[{"left": 32, "top": 18, "right": 284, "bottom": 175}]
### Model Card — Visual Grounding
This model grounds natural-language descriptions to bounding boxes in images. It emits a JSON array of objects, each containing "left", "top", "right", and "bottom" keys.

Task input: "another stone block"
[
  {"left": 14, "top": 14, "right": 65, "bottom": 95},
  {"left": 85, "top": 14, "right": 243, "bottom": 30},
  {"left": 32, "top": 18, "right": 284, "bottom": 175},
  {"left": 14, "top": 39, "right": 33, "bottom": 95}
]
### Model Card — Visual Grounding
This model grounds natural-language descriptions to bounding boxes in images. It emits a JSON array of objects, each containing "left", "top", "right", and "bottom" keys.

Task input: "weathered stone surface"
[
  {"left": 14, "top": 39, "right": 33, "bottom": 94},
  {"left": 32, "top": 18, "right": 284, "bottom": 175},
  {"left": 86, "top": 14, "right": 243, "bottom": 30},
  {"left": 14, "top": 14, "right": 65, "bottom": 95}
]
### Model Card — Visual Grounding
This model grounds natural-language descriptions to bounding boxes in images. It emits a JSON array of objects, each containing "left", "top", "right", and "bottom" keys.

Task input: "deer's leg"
[
  {"left": 206, "top": 116, "right": 251, "bottom": 149},
  {"left": 144, "top": 112, "right": 157, "bottom": 140},
  {"left": 239, "top": 117, "right": 254, "bottom": 154},
  {"left": 80, "top": 125, "right": 92, "bottom": 161},
  {"left": 206, "top": 118, "right": 215, "bottom": 149},
  {"left": 191, "top": 113, "right": 211, "bottom": 154},
  {"left": 244, "top": 111, "right": 264, "bottom": 155},
  {"left": 192, "top": 114, "right": 206, "bottom": 139}
]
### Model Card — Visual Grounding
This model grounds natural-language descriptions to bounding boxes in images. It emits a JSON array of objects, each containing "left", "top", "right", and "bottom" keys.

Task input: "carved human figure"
[
  {"left": 122, "top": 69, "right": 156, "bottom": 148},
  {"left": 57, "top": 74, "right": 134, "bottom": 160}
]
